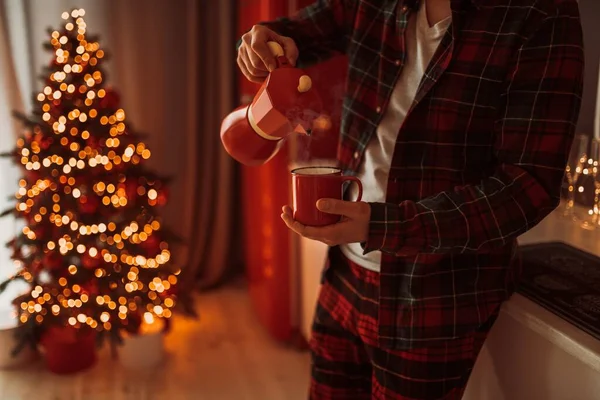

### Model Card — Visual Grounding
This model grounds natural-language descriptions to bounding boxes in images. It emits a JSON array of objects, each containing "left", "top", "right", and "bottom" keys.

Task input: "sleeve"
[
  {"left": 238, "top": 0, "right": 358, "bottom": 68},
  {"left": 363, "top": 3, "right": 585, "bottom": 256}
]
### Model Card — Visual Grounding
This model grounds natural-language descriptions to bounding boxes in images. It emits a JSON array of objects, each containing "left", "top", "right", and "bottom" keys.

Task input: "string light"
[{"left": 10, "top": 9, "right": 177, "bottom": 334}]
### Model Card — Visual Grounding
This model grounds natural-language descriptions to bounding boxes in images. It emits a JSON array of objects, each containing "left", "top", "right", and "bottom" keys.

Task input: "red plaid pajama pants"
[{"left": 309, "top": 248, "right": 499, "bottom": 400}]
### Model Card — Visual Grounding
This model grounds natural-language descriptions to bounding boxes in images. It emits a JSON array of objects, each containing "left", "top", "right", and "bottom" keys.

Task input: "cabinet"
[{"left": 463, "top": 207, "right": 600, "bottom": 399}]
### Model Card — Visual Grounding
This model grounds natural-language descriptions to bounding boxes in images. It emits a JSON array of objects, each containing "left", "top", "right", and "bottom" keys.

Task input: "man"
[{"left": 237, "top": 0, "right": 584, "bottom": 399}]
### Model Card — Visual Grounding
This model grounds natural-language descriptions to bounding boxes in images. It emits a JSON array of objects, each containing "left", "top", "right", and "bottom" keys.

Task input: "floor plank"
[{"left": 0, "top": 280, "right": 311, "bottom": 400}]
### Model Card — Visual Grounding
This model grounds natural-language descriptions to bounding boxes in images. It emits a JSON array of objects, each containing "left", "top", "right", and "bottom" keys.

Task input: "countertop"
[{"left": 510, "top": 203, "right": 600, "bottom": 373}]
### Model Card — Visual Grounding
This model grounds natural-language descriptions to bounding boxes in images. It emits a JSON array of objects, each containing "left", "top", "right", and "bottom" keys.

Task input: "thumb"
[{"left": 316, "top": 199, "right": 359, "bottom": 217}]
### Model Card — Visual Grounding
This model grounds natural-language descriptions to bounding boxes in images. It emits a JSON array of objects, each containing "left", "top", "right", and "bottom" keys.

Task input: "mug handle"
[{"left": 341, "top": 176, "right": 363, "bottom": 202}]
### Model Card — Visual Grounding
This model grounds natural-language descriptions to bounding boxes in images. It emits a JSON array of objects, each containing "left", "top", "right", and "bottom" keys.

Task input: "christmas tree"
[{"left": 0, "top": 9, "right": 182, "bottom": 353}]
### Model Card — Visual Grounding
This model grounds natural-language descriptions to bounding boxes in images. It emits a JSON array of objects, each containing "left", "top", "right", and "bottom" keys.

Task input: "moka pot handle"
[{"left": 266, "top": 41, "right": 312, "bottom": 93}]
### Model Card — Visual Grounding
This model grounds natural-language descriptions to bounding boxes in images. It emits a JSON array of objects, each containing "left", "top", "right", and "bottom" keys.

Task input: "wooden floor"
[{"left": 0, "top": 280, "right": 311, "bottom": 400}]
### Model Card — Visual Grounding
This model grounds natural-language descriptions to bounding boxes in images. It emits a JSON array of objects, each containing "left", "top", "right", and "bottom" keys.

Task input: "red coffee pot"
[{"left": 220, "top": 41, "right": 323, "bottom": 166}]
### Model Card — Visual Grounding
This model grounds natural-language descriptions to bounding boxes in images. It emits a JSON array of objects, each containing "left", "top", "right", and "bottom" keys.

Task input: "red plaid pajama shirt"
[{"left": 258, "top": 0, "right": 584, "bottom": 398}]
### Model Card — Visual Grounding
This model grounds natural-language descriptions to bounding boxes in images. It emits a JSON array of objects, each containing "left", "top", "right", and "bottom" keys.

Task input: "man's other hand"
[{"left": 280, "top": 200, "right": 371, "bottom": 246}]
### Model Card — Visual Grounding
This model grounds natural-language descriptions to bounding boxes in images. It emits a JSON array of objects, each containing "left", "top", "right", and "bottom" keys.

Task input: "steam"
[
  {"left": 287, "top": 80, "right": 347, "bottom": 164},
  {"left": 284, "top": 106, "right": 322, "bottom": 129}
]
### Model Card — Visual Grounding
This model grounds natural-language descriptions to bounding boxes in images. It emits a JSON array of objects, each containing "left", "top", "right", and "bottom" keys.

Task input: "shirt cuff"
[{"left": 361, "top": 202, "right": 398, "bottom": 255}]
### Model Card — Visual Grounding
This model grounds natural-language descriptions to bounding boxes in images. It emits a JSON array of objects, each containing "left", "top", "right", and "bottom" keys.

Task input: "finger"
[
  {"left": 280, "top": 213, "right": 307, "bottom": 236},
  {"left": 281, "top": 205, "right": 293, "bottom": 216},
  {"left": 302, "top": 223, "right": 348, "bottom": 246},
  {"left": 237, "top": 54, "right": 253, "bottom": 81},
  {"left": 250, "top": 36, "right": 277, "bottom": 72},
  {"left": 238, "top": 55, "right": 263, "bottom": 84},
  {"left": 280, "top": 213, "right": 326, "bottom": 242},
  {"left": 316, "top": 199, "right": 369, "bottom": 218},
  {"left": 279, "top": 36, "right": 299, "bottom": 66},
  {"left": 237, "top": 54, "right": 260, "bottom": 83},
  {"left": 240, "top": 49, "right": 268, "bottom": 79},
  {"left": 247, "top": 47, "right": 269, "bottom": 72},
  {"left": 280, "top": 213, "right": 351, "bottom": 246}
]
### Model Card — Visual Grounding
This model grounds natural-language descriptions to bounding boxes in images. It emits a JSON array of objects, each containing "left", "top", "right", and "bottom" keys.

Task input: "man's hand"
[
  {"left": 280, "top": 199, "right": 371, "bottom": 246},
  {"left": 238, "top": 25, "right": 299, "bottom": 83}
]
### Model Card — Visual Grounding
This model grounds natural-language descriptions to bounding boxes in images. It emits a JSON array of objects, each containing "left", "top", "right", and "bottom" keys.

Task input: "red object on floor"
[
  {"left": 41, "top": 327, "right": 97, "bottom": 374},
  {"left": 237, "top": 0, "right": 346, "bottom": 345}
]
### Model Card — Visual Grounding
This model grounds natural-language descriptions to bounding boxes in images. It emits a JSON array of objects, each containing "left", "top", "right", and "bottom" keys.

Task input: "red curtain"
[{"left": 236, "top": 0, "right": 346, "bottom": 344}]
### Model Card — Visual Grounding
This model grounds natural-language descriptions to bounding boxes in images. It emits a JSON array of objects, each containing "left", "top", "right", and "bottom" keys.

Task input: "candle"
[
  {"left": 595, "top": 61, "right": 600, "bottom": 140},
  {"left": 139, "top": 312, "right": 165, "bottom": 335},
  {"left": 118, "top": 313, "right": 165, "bottom": 369}
]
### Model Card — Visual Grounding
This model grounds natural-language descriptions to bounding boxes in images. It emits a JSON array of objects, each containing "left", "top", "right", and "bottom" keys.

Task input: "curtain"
[
  {"left": 0, "top": 0, "right": 27, "bottom": 324},
  {"left": 180, "top": 0, "right": 239, "bottom": 290},
  {"left": 104, "top": 0, "right": 239, "bottom": 291},
  {"left": 1, "top": 0, "right": 239, "bottom": 300}
]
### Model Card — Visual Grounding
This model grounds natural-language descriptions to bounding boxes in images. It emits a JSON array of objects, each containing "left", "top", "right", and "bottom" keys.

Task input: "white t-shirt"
[{"left": 340, "top": 1, "right": 452, "bottom": 272}]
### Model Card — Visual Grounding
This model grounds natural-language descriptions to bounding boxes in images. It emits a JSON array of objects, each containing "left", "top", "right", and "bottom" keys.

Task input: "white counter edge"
[{"left": 501, "top": 293, "right": 600, "bottom": 373}]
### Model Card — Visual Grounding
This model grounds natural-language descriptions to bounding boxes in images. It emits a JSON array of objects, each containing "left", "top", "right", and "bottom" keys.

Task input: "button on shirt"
[{"left": 260, "top": 0, "right": 584, "bottom": 350}]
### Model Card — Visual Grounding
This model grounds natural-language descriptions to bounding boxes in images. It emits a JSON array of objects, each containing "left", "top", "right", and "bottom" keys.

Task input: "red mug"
[{"left": 291, "top": 166, "right": 363, "bottom": 227}]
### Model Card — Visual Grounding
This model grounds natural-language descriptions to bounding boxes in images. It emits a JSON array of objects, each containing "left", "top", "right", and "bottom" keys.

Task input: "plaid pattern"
[
  {"left": 261, "top": 0, "right": 584, "bottom": 349},
  {"left": 310, "top": 247, "right": 497, "bottom": 399}
]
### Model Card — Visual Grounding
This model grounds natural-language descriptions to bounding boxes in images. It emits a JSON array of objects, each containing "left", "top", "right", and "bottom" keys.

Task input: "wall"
[{"left": 577, "top": 0, "right": 599, "bottom": 135}]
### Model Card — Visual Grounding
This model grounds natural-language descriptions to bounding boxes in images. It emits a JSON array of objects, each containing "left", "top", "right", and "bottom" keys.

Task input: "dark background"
[{"left": 577, "top": 0, "right": 598, "bottom": 136}]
